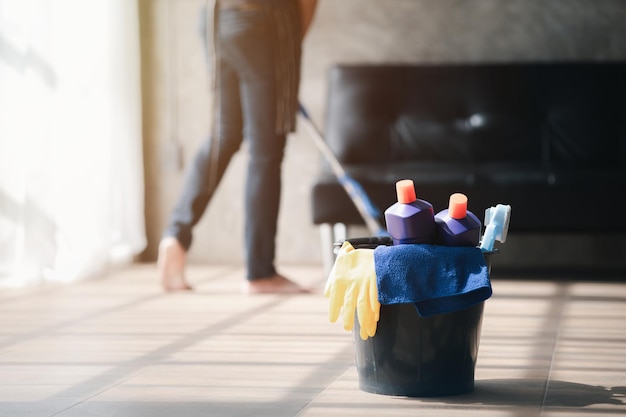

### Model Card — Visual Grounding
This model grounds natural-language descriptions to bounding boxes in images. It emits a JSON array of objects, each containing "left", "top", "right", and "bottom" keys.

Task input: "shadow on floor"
[{"left": 415, "top": 379, "right": 625, "bottom": 408}]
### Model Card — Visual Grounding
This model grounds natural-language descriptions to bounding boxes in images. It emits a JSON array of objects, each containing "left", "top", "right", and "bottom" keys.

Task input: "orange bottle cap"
[
  {"left": 396, "top": 179, "right": 416, "bottom": 204},
  {"left": 448, "top": 193, "right": 468, "bottom": 219}
]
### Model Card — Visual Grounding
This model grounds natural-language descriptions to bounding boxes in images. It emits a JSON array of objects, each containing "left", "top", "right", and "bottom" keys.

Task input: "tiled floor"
[{"left": 0, "top": 263, "right": 625, "bottom": 417}]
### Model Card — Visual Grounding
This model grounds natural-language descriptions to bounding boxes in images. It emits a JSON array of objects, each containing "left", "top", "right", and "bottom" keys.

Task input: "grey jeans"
[{"left": 164, "top": 4, "right": 290, "bottom": 280}]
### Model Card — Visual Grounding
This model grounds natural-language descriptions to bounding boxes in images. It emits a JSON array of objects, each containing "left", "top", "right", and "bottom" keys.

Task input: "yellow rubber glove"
[{"left": 324, "top": 241, "right": 380, "bottom": 340}]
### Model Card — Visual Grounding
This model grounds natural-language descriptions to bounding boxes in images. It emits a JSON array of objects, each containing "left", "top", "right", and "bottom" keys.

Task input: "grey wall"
[{"left": 140, "top": 0, "right": 626, "bottom": 273}]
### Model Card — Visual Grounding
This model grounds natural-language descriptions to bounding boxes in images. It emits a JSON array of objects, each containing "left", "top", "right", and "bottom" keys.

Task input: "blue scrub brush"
[{"left": 479, "top": 204, "right": 511, "bottom": 252}]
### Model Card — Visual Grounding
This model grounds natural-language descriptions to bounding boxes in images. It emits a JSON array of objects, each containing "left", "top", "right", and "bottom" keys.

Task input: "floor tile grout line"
[
  {"left": 538, "top": 282, "right": 570, "bottom": 417},
  {"left": 293, "top": 361, "right": 355, "bottom": 417},
  {"left": 45, "top": 366, "right": 153, "bottom": 417}
]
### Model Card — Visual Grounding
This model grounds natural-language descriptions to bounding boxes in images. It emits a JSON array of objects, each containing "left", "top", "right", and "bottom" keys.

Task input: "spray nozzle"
[{"left": 479, "top": 204, "right": 511, "bottom": 252}]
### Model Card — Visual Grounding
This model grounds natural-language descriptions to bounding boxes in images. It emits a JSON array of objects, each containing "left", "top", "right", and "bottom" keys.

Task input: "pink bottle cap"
[
  {"left": 396, "top": 179, "right": 417, "bottom": 204},
  {"left": 448, "top": 193, "right": 468, "bottom": 219}
]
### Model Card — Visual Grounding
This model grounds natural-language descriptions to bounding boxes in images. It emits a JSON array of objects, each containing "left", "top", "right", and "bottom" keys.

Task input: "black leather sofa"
[{"left": 310, "top": 62, "right": 626, "bottom": 268}]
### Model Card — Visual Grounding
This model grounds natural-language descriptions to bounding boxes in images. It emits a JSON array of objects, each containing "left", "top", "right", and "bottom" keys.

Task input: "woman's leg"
[
  {"left": 219, "top": 6, "right": 307, "bottom": 293},
  {"left": 159, "top": 56, "right": 244, "bottom": 290}
]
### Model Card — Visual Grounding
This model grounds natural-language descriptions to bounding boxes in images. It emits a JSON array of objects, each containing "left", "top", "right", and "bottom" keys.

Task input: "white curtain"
[{"left": 0, "top": 0, "right": 146, "bottom": 286}]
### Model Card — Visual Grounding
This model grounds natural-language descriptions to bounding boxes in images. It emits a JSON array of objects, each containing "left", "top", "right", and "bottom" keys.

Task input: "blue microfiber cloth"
[{"left": 374, "top": 244, "right": 492, "bottom": 317}]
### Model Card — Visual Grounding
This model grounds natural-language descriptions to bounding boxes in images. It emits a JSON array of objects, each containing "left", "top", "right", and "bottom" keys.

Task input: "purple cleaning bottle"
[
  {"left": 434, "top": 193, "right": 481, "bottom": 246},
  {"left": 384, "top": 179, "right": 435, "bottom": 245}
]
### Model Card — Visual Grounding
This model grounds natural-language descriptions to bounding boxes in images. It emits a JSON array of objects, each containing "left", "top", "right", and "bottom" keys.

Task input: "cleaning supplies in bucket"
[
  {"left": 324, "top": 182, "right": 511, "bottom": 339},
  {"left": 324, "top": 182, "right": 512, "bottom": 398},
  {"left": 325, "top": 241, "right": 493, "bottom": 336}
]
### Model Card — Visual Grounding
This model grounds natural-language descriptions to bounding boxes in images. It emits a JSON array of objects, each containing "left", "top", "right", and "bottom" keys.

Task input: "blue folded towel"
[{"left": 374, "top": 244, "right": 492, "bottom": 317}]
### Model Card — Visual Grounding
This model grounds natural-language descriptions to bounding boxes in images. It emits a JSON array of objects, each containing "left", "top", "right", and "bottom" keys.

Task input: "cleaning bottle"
[
  {"left": 434, "top": 193, "right": 481, "bottom": 246},
  {"left": 384, "top": 179, "right": 435, "bottom": 245}
]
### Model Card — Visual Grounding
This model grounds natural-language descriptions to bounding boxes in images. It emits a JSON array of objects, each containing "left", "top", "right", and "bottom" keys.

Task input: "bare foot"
[
  {"left": 242, "top": 274, "right": 311, "bottom": 295},
  {"left": 157, "top": 237, "right": 192, "bottom": 292}
]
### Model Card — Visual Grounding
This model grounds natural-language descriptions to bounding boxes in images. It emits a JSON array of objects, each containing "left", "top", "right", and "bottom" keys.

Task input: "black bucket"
[
  {"left": 350, "top": 247, "right": 495, "bottom": 397},
  {"left": 354, "top": 301, "right": 484, "bottom": 397}
]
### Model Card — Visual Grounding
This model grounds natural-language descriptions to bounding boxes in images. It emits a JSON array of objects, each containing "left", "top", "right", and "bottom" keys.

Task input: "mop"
[{"left": 298, "top": 103, "right": 391, "bottom": 248}]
